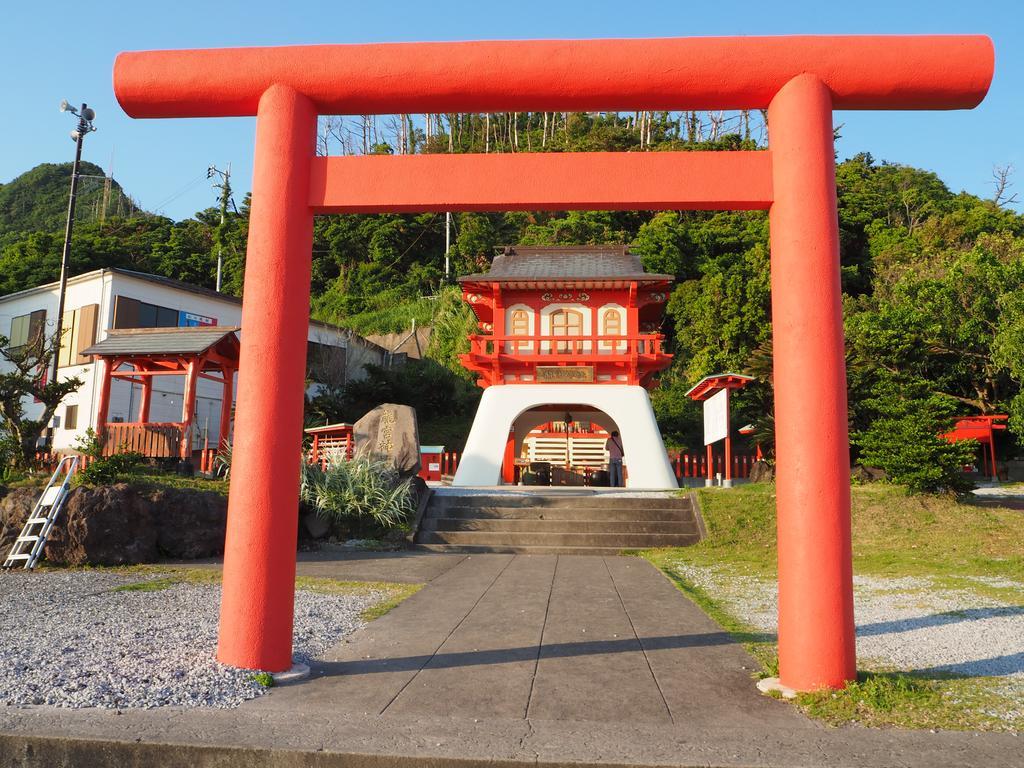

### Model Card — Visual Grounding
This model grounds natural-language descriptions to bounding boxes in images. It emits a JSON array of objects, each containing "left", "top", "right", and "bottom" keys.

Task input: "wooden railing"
[
  {"left": 467, "top": 333, "right": 667, "bottom": 359},
  {"left": 101, "top": 422, "right": 183, "bottom": 458}
]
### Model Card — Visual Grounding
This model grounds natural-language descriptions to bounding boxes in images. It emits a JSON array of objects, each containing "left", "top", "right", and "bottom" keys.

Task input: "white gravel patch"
[
  {"left": 667, "top": 561, "right": 1024, "bottom": 718},
  {"left": 0, "top": 570, "right": 383, "bottom": 709}
]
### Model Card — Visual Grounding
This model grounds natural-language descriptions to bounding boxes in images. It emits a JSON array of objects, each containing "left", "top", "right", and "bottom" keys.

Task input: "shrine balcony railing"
[{"left": 466, "top": 333, "right": 669, "bottom": 360}]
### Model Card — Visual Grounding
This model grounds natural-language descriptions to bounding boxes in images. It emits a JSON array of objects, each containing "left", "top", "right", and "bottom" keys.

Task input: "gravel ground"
[
  {"left": 0, "top": 570, "right": 383, "bottom": 709},
  {"left": 668, "top": 562, "right": 1024, "bottom": 720}
]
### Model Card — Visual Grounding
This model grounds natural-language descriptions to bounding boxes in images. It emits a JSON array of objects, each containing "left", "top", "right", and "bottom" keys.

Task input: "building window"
[
  {"left": 58, "top": 304, "right": 99, "bottom": 368},
  {"left": 64, "top": 405, "right": 78, "bottom": 430},
  {"left": 509, "top": 309, "right": 530, "bottom": 351},
  {"left": 550, "top": 309, "right": 583, "bottom": 353},
  {"left": 601, "top": 308, "right": 623, "bottom": 349},
  {"left": 113, "top": 296, "right": 179, "bottom": 329},
  {"left": 9, "top": 310, "right": 46, "bottom": 352}
]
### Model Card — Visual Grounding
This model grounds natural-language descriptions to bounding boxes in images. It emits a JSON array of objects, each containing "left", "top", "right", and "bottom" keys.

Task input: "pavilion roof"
[
  {"left": 686, "top": 373, "right": 756, "bottom": 401},
  {"left": 83, "top": 326, "right": 241, "bottom": 358},
  {"left": 459, "top": 246, "right": 673, "bottom": 286}
]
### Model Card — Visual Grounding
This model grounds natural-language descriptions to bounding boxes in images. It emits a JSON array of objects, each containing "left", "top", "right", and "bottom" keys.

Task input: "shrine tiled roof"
[
  {"left": 458, "top": 246, "right": 673, "bottom": 284},
  {"left": 82, "top": 326, "right": 241, "bottom": 357}
]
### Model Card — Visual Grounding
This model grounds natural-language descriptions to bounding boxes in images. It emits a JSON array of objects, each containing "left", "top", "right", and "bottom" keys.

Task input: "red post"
[
  {"left": 705, "top": 443, "right": 713, "bottom": 486},
  {"left": 138, "top": 370, "right": 152, "bottom": 423},
  {"left": 218, "top": 84, "right": 317, "bottom": 672},
  {"left": 95, "top": 358, "right": 112, "bottom": 443},
  {"left": 219, "top": 365, "right": 234, "bottom": 449},
  {"left": 180, "top": 359, "right": 199, "bottom": 460},
  {"left": 769, "top": 74, "right": 855, "bottom": 691}
]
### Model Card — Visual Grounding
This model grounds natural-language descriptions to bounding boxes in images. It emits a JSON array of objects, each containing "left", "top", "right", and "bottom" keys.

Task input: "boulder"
[
  {"left": 46, "top": 484, "right": 158, "bottom": 566},
  {"left": 0, "top": 483, "right": 228, "bottom": 566},
  {"left": 748, "top": 460, "right": 776, "bottom": 484},
  {"left": 0, "top": 487, "right": 38, "bottom": 553},
  {"left": 149, "top": 488, "right": 227, "bottom": 559},
  {"left": 301, "top": 511, "right": 331, "bottom": 540},
  {"left": 851, "top": 464, "right": 887, "bottom": 483},
  {"left": 353, "top": 403, "right": 421, "bottom": 477}
]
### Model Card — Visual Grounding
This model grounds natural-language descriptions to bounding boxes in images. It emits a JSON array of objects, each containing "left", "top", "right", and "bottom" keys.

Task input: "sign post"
[{"left": 688, "top": 373, "right": 754, "bottom": 489}]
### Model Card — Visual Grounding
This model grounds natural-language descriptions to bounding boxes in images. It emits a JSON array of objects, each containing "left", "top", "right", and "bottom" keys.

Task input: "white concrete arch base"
[{"left": 452, "top": 384, "right": 678, "bottom": 489}]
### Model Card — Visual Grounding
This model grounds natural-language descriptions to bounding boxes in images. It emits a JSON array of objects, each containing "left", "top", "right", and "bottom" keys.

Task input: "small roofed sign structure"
[
  {"left": 83, "top": 327, "right": 240, "bottom": 460},
  {"left": 687, "top": 373, "right": 755, "bottom": 488}
]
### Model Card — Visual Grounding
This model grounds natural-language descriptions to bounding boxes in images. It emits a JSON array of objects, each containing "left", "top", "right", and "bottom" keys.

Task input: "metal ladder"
[{"left": 3, "top": 455, "right": 79, "bottom": 570}]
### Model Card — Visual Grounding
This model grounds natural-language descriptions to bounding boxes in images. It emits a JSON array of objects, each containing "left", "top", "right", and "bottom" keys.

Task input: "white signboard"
[{"left": 703, "top": 389, "right": 729, "bottom": 446}]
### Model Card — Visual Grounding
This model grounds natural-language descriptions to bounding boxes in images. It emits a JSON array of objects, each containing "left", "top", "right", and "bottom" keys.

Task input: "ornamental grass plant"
[{"left": 299, "top": 453, "right": 414, "bottom": 530}]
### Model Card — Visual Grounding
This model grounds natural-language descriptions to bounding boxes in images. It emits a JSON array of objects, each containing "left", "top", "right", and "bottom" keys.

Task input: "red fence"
[
  {"left": 426, "top": 451, "right": 755, "bottom": 483},
  {"left": 670, "top": 452, "right": 756, "bottom": 481}
]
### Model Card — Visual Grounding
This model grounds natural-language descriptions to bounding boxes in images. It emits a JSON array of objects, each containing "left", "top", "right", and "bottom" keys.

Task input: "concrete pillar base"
[
  {"left": 756, "top": 677, "right": 798, "bottom": 699},
  {"left": 271, "top": 662, "right": 311, "bottom": 685},
  {"left": 723, "top": 479, "right": 734, "bottom": 488}
]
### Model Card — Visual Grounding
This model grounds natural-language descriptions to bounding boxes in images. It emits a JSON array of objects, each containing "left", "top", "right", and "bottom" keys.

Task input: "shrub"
[
  {"left": 72, "top": 430, "right": 146, "bottom": 486},
  {"left": 300, "top": 454, "right": 414, "bottom": 529},
  {"left": 853, "top": 390, "right": 977, "bottom": 494}
]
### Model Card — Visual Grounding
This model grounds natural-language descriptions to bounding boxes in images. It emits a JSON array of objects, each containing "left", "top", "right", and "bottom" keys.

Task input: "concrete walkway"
[
  {"left": 256, "top": 554, "right": 798, "bottom": 728},
  {"left": 2, "top": 552, "right": 1022, "bottom": 767}
]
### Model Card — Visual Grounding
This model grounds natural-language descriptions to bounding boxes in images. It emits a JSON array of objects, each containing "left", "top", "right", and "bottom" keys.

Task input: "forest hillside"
[{"left": 3, "top": 110, "right": 1022, "bottom": 478}]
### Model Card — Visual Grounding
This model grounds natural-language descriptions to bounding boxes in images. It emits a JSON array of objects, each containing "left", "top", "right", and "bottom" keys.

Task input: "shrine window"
[
  {"left": 509, "top": 309, "right": 530, "bottom": 351},
  {"left": 601, "top": 308, "right": 623, "bottom": 349},
  {"left": 550, "top": 309, "right": 583, "bottom": 353}
]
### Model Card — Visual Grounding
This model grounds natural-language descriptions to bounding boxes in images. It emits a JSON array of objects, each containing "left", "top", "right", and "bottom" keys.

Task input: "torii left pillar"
[{"left": 217, "top": 85, "right": 317, "bottom": 671}]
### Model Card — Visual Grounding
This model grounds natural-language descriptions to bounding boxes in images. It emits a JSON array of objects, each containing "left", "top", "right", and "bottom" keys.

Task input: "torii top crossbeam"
[{"left": 114, "top": 36, "right": 992, "bottom": 116}]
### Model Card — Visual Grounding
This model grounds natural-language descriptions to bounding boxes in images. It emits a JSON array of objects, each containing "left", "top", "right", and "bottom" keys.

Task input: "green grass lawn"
[{"left": 639, "top": 482, "right": 1024, "bottom": 731}]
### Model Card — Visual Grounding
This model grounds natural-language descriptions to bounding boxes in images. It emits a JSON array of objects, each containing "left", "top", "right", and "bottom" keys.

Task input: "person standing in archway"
[{"left": 606, "top": 430, "right": 624, "bottom": 487}]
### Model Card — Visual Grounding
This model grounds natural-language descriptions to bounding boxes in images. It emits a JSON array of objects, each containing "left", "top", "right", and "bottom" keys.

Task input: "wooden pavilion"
[{"left": 83, "top": 327, "right": 240, "bottom": 459}]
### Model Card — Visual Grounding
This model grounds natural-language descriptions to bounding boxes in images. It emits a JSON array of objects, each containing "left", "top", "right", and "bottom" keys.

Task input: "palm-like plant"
[{"left": 300, "top": 454, "right": 414, "bottom": 529}]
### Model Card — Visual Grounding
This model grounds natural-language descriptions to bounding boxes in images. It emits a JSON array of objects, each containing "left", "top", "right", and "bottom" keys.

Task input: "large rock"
[
  {"left": 353, "top": 403, "right": 421, "bottom": 476},
  {"left": 149, "top": 488, "right": 227, "bottom": 559},
  {"left": 748, "top": 460, "right": 776, "bottom": 484},
  {"left": 0, "top": 487, "right": 38, "bottom": 554},
  {"left": 47, "top": 484, "right": 158, "bottom": 566},
  {"left": 0, "top": 483, "right": 228, "bottom": 566}
]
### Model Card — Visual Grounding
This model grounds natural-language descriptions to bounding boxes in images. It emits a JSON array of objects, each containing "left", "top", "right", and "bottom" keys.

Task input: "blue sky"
[{"left": 2, "top": 0, "right": 1021, "bottom": 220}]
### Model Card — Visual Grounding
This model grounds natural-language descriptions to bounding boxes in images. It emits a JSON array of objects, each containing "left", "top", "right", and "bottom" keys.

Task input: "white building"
[{"left": 0, "top": 268, "right": 385, "bottom": 453}]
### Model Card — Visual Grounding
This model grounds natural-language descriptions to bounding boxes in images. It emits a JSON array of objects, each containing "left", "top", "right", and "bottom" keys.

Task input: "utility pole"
[
  {"left": 208, "top": 164, "right": 232, "bottom": 292},
  {"left": 52, "top": 101, "right": 96, "bottom": 391},
  {"left": 444, "top": 211, "right": 452, "bottom": 281}
]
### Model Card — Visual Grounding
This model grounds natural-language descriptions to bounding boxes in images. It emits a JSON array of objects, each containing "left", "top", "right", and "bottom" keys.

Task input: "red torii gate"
[{"left": 113, "top": 35, "right": 993, "bottom": 692}]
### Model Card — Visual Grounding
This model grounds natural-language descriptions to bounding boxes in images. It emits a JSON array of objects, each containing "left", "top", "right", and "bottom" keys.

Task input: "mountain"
[{"left": 0, "top": 161, "right": 137, "bottom": 235}]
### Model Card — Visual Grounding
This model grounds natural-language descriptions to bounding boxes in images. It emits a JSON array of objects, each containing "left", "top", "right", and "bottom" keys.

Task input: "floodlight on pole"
[{"left": 50, "top": 101, "right": 98, "bottom": 417}]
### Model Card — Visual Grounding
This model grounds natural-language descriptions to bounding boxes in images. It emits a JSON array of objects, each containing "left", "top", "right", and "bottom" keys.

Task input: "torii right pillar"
[{"left": 769, "top": 74, "right": 855, "bottom": 690}]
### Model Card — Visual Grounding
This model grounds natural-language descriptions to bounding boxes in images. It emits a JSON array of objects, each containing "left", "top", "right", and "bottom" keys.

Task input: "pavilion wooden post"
[
  {"left": 217, "top": 84, "right": 317, "bottom": 672},
  {"left": 180, "top": 358, "right": 200, "bottom": 460},
  {"left": 705, "top": 443, "right": 713, "bottom": 487},
  {"left": 138, "top": 366, "right": 153, "bottom": 423},
  {"left": 94, "top": 358, "right": 113, "bottom": 442},
  {"left": 768, "top": 74, "right": 856, "bottom": 691},
  {"left": 218, "top": 365, "right": 234, "bottom": 449}
]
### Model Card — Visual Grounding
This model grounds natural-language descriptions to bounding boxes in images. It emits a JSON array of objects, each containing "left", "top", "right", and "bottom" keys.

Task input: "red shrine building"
[{"left": 454, "top": 245, "right": 679, "bottom": 488}]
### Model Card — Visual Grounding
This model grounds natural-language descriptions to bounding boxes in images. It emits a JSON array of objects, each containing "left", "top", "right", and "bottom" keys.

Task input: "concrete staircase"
[{"left": 413, "top": 491, "right": 704, "bottom": 555}]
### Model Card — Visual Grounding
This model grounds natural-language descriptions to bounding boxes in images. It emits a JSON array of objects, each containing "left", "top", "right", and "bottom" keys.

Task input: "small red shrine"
[
  {"left": 942, "top": 414, "right": 1007, "bottom": 480},
  {"left": 459, "top": 245, "right": 673, "bottom": 388},
  {"left": 454, "top": 246, "right": 679, "bottom": 488}
]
